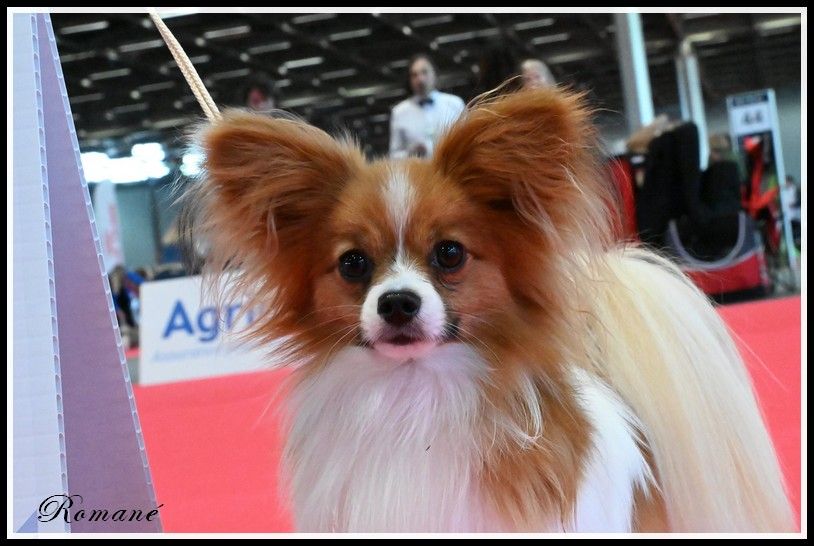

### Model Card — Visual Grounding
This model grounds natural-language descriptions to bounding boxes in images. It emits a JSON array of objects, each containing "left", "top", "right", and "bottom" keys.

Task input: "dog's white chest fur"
[{"left": 284, "top": 344, "right": 650, "bottom": 532}]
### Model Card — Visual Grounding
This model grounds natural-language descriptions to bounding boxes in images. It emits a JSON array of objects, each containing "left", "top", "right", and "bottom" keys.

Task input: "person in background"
[
  {"left": 109, "top": 265, "right": 138, "bottom": 347},
  {"left": 238, "top": 74, "right": 279, "bottom": 112},
  {"left": 520, "top": 58, "right": 557, "bottom": 89},
  {"left": 389, "top": 53, "right": 465, "bottom": 159},
  {"left": 783, "top": 175, "right": 801, "bottom": 212},
  {"left": 708, "top": 133, "right": 747, "bottom": 184},
  {"left": 135, "top": 267, "right": 151, "bottom": 282},
  {"left": 783, "top": 174, "right": 801, "bottom": 249},
  {"left": 110, "top": 266, "right": 134, "bottom": 327},
  {"left": 124, "top": 268, "right": 146, "bottom": 324}
]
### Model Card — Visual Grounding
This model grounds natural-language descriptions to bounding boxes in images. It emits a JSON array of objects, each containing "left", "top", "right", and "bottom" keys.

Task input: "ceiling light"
[
  {"left": 514, "top": 18, "right": 555, "bottom": 31},
  {"left": 283, "top": 56, "right": 324, "bottom": 70},
  {"left": 119, "top": 39, "right": 164, "bottom": 53},
  {"left": 291, "top": 13, "right": 337, "bottom": 24},
  {"left": 329, "top": 28, "right": 373, "bottom": 41},
  {"left": 411, "top": 15, "right": 453, "bottom": 28},
  {"left": 60, "top": 21, "right": 109, "bottom": 35},
  {"left": 203, "top": 26, "right": 251, "bottom": 40},
  {"left": 89, "top": 68, "right": 132, "bottom": 81},
  {"left": 531, "top": 32, "right": 570, "bottom": 45}
]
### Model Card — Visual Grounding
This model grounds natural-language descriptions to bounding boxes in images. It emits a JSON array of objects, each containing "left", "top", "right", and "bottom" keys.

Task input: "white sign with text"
[
  {"left": 139, "top": 275, "right": 276, "bottom": 385},
  {"left": 728, "top": 94, "right": 773, "bottom": 136}
]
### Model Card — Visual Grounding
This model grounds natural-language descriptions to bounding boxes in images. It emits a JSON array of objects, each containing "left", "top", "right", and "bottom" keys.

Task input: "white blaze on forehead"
[{"left": 382, "top": 168, "right": 415, "bottom": 253}]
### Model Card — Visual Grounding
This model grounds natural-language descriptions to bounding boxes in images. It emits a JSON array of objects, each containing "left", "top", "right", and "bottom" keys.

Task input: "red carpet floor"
[{"left": 134, "top": 296, "right": 802, "bottom": 532}]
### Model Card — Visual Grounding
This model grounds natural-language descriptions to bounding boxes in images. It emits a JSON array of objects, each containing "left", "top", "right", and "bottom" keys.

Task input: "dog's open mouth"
[
  {"left": 373, "top": 317, "right": 461, "bottom": 357},
  {"left": 374, "top": 332, "right": 434, "bottom": 361},
  {"left": 384, "top": 334, "right": 422, "bottom": 346}
]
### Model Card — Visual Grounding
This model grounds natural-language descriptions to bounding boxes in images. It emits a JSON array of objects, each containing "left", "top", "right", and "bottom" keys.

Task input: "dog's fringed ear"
[
  {"left": 433, "top": 88, "right": 614, "bottom": 249},
  {"left": 194, "top": 111, "right": 364, "bottom": 261}
]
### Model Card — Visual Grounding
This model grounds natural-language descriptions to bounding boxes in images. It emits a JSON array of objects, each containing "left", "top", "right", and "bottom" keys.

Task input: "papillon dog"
[{"left": 186, "top": 88, "right": 793, "bottom": 532}]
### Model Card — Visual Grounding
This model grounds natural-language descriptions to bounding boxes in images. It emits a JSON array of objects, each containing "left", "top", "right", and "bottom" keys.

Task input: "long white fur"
[
  {"left": 569, "top": 368, "right": 654, "bottom": 532},
  {"left": 284, "top": 343, "right": 498, "bottom": 532},
  {"left": 284, "top": 341, "right": 655, "bottom": 532},
  {"left": 587, "top": 248, "right": 795, "bottom": 531}
]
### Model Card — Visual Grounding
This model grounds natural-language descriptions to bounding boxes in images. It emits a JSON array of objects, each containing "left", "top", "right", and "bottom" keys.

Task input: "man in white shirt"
[
  {"left": 389, "top": 54, "right": 466, "bottom": 159},
  {"left": 782, "top": 175, "right": 801, "bottom": 222}
]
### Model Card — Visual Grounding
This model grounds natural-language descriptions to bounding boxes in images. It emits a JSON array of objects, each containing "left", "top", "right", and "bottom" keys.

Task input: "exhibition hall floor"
[{"left": 134, "top": 296, "right": 802, "bottom": 533}]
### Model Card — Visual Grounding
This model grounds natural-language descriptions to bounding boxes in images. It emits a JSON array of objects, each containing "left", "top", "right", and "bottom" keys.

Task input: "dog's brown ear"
[
  {"left": 198, "top": 111, "right": 363, "bottom": 255},
  {"left": 183, "top": 111, "right": 366, "bottom": 348},
  {"left": 432, "top": 88, "right": 614, "bottom": 247}
]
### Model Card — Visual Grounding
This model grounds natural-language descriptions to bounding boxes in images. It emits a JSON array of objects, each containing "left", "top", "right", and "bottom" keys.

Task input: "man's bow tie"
[{"left": 418, "top": 97, "right": 434, "bottom": 107}]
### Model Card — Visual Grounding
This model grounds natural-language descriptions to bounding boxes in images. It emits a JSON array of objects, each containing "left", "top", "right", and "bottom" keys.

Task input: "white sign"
[
  {"left": 139, "top": 275, "right": 274, "bottom": 385},
  {"left": 92, "top": 181, "right": 125, "bottom": 272},
  {"left": 728, "top": 91, "right": 773, "bottom": 136}
]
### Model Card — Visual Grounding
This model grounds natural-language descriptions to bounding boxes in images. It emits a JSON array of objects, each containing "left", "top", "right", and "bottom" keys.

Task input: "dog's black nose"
[{"left": 377, "top": 291, "right": 421, "bottom": 326}]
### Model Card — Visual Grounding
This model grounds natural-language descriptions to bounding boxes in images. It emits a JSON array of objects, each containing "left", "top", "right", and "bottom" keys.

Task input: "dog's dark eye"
[
  {"left": 338, "top": 250, "right": 372, "bottom": 282},
  {"left": 433, "top": 241, "right": 466, "bottom": 272}
]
